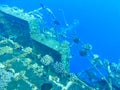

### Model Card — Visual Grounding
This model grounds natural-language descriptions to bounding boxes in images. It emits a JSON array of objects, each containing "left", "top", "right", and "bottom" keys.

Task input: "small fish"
[
  {"left": 73, "top": 36, "right": 80, "bottom": 44},
  {"left": 54, "top": 20, "right": 60, "bottom": 25},
  {"left": 40, "top": 3, "right": 45, "bottom": 9}
]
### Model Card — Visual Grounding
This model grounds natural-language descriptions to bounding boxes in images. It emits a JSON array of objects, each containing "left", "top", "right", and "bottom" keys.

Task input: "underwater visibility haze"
[{"left": 0, "top": 0, "right": 120, "bottom": 90}]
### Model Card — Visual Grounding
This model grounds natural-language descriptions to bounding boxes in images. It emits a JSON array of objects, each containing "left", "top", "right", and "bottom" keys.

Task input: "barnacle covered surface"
[{"left": 0, "top": 5, "right": 83, "bottom": 90}]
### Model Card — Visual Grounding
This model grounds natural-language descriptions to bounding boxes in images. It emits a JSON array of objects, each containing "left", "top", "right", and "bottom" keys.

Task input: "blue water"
[{"left": 1, "top": 0, "right": 120, "bottom": 73}]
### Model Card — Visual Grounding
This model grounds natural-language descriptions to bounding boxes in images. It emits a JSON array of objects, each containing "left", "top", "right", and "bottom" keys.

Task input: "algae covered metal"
[{"left": 0, "top": 5, "right": 93, "bottom": 90}]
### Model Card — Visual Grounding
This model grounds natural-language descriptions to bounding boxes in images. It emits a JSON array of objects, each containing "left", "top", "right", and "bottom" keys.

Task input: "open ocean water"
[{"left": 0, "top": 0, "right": 120, "bottom": 90}]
